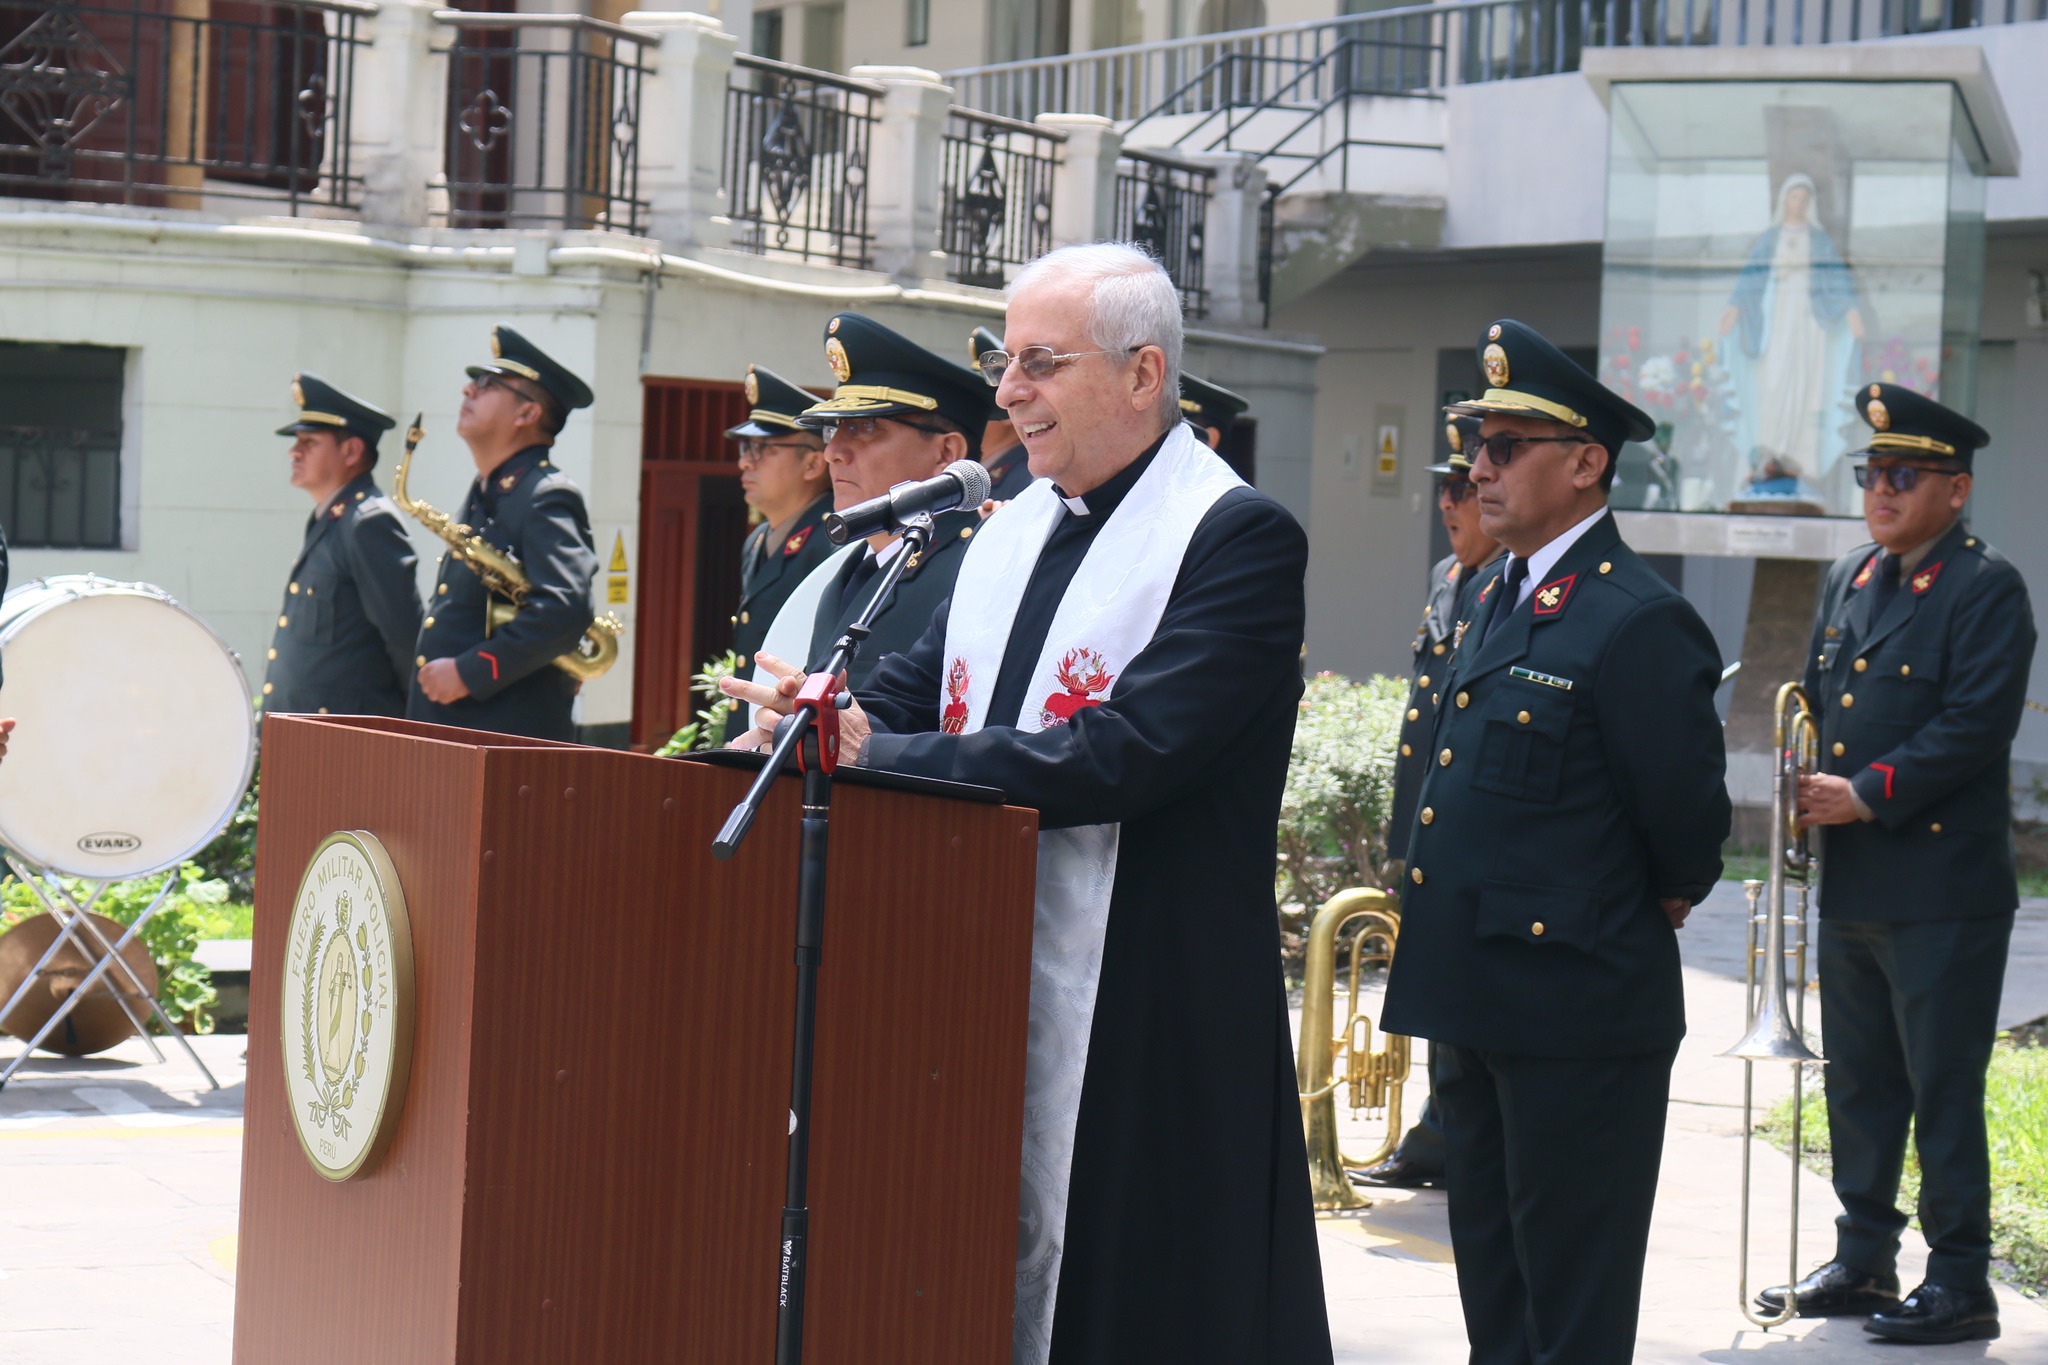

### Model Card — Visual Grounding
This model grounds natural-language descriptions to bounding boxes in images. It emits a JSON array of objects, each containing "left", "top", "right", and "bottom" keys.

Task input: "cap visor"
[
  {"left": 797, "top": 395, "right": 923, "bottom": 424},
  {"left": 725, "top": 420, "right": 778, "bottom": 439}
]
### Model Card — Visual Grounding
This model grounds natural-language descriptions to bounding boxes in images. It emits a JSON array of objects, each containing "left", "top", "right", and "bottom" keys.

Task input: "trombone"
[
  {"left": 1296, "top": 888, "right": 1410, "bottom": 1211},
  {"left": 1722, "top": 681, "right": 1826, "bottom": 1327}
]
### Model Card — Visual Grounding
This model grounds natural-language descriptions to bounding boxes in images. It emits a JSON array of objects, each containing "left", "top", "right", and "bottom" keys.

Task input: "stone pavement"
[{"left": 0, "top": 889, "right": 2042, "bottom": 1364}]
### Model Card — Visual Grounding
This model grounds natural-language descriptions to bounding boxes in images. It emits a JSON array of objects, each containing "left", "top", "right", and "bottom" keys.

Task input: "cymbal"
[{"left": 0, "top": 911, "right": 160, "bottom": 1057}]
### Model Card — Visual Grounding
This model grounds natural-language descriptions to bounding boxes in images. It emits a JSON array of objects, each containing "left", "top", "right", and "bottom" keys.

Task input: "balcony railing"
[
  {"left": 432, "top": 11, "right": 651, "bottom": 233},
  {"left": 1116, "top": 148, "right": 1211, "bottom": 318},
  {"left": 722, "top": 53, "right": 880, "bottom": 268},
  {"left": 939, "top": 107, "right": 1063, "bottom": 289},
  {"left": 0, "top": 0, "right": 371, "bottom": 213},
  {"left": 946, "top": 0, "right": 2048, "bottom": 121}
]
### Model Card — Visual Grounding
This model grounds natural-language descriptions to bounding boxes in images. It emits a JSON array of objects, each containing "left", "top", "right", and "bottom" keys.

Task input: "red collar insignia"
[
  {"left": 1851, "top": 553, "right": 1880, "bottom": 589},
  {"left": 1476, "top": 573, "right": 1500, "bottom": 604},
  {"left": 1909, "top": 561, "right": 1942, "bottom": 595},
  {"left": 783, "top": 526, "right": 813, "bottom": 557},
  {"left": 1532, "top": 573, "right": 1577, "bottom": 616}
]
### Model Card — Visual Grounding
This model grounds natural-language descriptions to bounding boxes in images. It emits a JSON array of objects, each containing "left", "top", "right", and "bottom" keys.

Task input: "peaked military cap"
[
  {"left": 1180, "top": 372, "right": 1250, "bottom": 434},
  {"left": 466, "top": 323, "right": 594, "bottom": 414},
  {"left": 799, "top": 313, "right": 991, "bottom": 436},
  {"left": 1447, "top": 319, "right": 1652, "bottom": 457},
  {"left": 1426, "top": 415, "right": 1482, "bottom": 475},
  {"left": 727, "top": 364, "right": 820, "bottom": 439},
  {"left": 969, "top": 325, "right": 1004, "bottom": 366},
  {"left": 1853, "top": 382, "right": 1989, "bottom": 470},
  {"left": 276, "top": 373, "right": 395, "bottom": 444}
]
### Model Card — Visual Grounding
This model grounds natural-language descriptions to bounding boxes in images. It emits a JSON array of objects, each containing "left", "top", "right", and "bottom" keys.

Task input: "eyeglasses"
[
  {"left": 1436, "top": 477, "right": 1476, "bottom": 504},
  {"left": 472, "top": 372, "right": 546, "bottom": 407},
  {"left": 736, "top": 438, "right": 817, "bottom": 466},
  {"left": 1853, "top": 463, "right": 1955, "bottom": 493},
  {"left": 975, "top": 345, "right": 1139, "bottom": 386},
  {"left": 1473, "top": 432, "right": 1593, "bottom": 466},
  {"left": 819, "top": 416, "right": 952, "bottom": 444}
]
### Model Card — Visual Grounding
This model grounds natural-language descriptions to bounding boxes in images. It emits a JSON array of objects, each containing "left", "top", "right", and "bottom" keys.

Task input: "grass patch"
[
  {"left": 196, "top": 902, "right": 255, "bottom": 940},
  {"left": 1721, "top": 846, "right": 2048, "bottom": 898},
  {"left": 1756, "top": 1022, "right": 2048, "bottom": 1298}
]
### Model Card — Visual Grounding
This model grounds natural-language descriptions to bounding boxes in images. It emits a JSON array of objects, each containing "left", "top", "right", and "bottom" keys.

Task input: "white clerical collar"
[
  {"left": 1058, "top": 491, "right": 1091, "bottom": 516},
  {"left": 1510, "top": 505, "right": 1608, "bottom": 606}
]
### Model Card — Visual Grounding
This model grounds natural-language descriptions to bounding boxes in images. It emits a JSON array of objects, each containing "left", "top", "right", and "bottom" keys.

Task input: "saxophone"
[{"left": 393, "top": 415, "right": 623, "bottom": 682}]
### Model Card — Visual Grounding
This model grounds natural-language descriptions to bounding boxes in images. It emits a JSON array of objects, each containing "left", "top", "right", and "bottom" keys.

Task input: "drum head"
[
  {"left": 0, "top": 581, "right": 255, "bottom": 879},
  {"left": 0, "top": 911, "right": 159, "bottom": 1056}
]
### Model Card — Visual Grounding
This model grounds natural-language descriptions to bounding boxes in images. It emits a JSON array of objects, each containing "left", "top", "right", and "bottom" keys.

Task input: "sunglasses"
[
  {"left": 736, "top": 438, "right": 817, "bottom": 466},
  {"left": 1437, "top": 477, "right": 1476, "bottom": 504},
  {"left": 1472, "top": 432, "right": 1593, "bottom": 466},
  {"left": 975, "top": 345, "right": 1139, "bottom": 386},
  {"left": 1853, "top": 463, "right": 1956, "bottom": 493}
]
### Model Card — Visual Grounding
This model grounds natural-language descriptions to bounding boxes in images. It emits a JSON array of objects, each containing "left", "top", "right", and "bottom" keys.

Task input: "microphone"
[{"left": 825, "top": 460, "right": 993, "bottom": 545}]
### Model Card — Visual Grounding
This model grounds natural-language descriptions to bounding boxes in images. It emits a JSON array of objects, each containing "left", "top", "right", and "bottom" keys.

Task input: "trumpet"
[
  {"left": 394, "top": 416, "right": 622, "bottom": 682},
  {"left": 1296, "top": 887, "right": 1410, "bottom": 1211},
  {"left": 1722, "top": 681, "right": 1826, "bottom": 1327}
]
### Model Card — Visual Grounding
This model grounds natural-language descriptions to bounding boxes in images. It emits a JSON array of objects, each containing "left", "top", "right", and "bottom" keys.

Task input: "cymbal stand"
[
  {"left": 711, "top": 514, "right": 933, "bottom": 1365},
  {"left": 0, "top": 856, "right": 220, "bottom": 1091}
]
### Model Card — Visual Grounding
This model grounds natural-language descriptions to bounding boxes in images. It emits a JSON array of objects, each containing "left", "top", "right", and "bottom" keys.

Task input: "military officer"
[
  {"left": 752, "top": 313, "right": 990, "bottom": 693},
  {"left": 969, "top": 325, "right": 1035, "bottom": 501},
  {"left": 1381, "top": 320, "right": 1730, "bottom": 1364},
  {"left": 1758, "top": 386, "right": 2034, "bottom": 1345},
  {"left": 263, "top": 375, "right": 422, "bottom": 718},
  {"left": 728, "top": 363, "right": 835, "bottom": 689},
  {"left": 1358, "top": 414, "right": 1502, "bottom": 1191},
  {"left": 408, "top": 325, "right": 600, "bottom": 741},
  {"left": 1178, "top": 371, "right": 1248, "bottom": 452}
]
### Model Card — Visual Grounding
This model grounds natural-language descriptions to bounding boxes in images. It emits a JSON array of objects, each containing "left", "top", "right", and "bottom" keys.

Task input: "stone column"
[
  {"left": 623, "top": 10, "right": 737, "bottom": 252},
  {"left": 849, "top": 65, "right": 952, "bottom": 282},
  {"left": 1180, "top": 151, "right": 1267, "bottom": 326},
  {"left": 1037, "top": 113, "right": 1122, "bottom": 248},
  {"left": 353, "top": 0, "right": 449, "bottom": 231}
]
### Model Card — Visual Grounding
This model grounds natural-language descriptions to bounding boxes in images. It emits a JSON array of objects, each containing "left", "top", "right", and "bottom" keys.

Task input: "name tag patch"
[{"left": 1509, "top": 666, "right": 1574, "bottom": 691}]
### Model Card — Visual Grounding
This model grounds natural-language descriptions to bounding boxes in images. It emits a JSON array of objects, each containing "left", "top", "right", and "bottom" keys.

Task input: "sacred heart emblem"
[
  {"left": 942, "top": 657, "right": 971, "bottom": 734},
  {"left": 1040, "top": 648, "right": 1114, "bottom": 727}
]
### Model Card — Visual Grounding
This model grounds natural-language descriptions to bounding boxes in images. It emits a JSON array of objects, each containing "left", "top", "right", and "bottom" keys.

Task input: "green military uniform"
[
  {"left": 729, "top": 365, "right": 838, "bottom": 669},
  {"left": 780, "top": 312, "right": 993, "bottom": 691},
  {"left": 1382, "top": 320, "right": 1730, "bottom": 1364},
  {"left": 406, "top": 326, "right": 599, "bottom": 742},
  {"left": 1775, "top": 384, "right": 2033, "bottom": 1343},
  {"left": 968, "top": 326, "right": 1033, "bottom": 501},
  {"left": 264, "top": 375, "right": 422, "bottom": 718}
]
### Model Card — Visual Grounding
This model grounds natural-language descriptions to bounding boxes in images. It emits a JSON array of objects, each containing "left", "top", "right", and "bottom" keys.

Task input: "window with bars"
[{"left": 0, "top": 342, "right": 127, "bottom": 551}]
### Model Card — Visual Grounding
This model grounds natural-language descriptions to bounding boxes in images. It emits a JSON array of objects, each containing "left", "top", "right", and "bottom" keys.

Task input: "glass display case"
[{"left": 1598, "top": 80, "right": 1988, "bottom": 518}]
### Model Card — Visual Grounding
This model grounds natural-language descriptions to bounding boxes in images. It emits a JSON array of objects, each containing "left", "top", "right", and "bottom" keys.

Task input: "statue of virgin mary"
[{"left": 1718, "top": 173, "right": 1864, "bottom": 501}]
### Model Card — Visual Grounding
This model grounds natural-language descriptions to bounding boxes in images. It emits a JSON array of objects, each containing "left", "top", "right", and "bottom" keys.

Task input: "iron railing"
[
  {"left": 0, "top": 0, "right": 371, "bottom": 212},
  {"left": 939, "top": 107, "right": 1063, "bottom": 289},
  {"left": 0, "top": 426, "right": 123, "bottom": 550},
  {"left": 1115, "top": 147, "right": 1211, "bottom": 318},
  {"left": 945, "top": 0, "right": 2046, "bottom": 121},
  {"left": 722, "top": 53, "right": 881, "bottom": 268},
  {"left": 433, "top": 11, "right": 651, "bottom": 233}
]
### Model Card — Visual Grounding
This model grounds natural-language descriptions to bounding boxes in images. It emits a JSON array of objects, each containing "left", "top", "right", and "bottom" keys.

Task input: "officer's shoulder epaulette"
[{"left": 1579, "top": 545, "right": 1677, "bottom": 609}]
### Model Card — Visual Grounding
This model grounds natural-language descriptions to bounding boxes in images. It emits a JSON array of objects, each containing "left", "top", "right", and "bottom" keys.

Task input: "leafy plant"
[
  {"left": 191, "top": 764, "right": 260, "bottom": 901},
  {"left": 0, "top": 862, "right": 224, "bottom": 1031},
  {"left": 1277, "top": 671, "right": 1409, "bottom": 911},
  {"left": 658, "top": 650, "right": 748, "bottom": 756}
]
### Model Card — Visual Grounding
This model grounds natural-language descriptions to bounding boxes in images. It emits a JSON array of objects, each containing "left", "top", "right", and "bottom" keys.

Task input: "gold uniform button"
[
  {"left": 261, "top": 683, "right": 273, "bottom": 695},
  {"left": 1853, "top": 658, "right": 1867, "bottom": 672},
  {"left": 741, "top": 611, "right": 751, "bottom": 624},
  {"left": 1842, "top": 693, "right": 1855, "bottom": 708},
  {"left": 438, "top": 583, "right": 449, "bottom": 595},
  {"left": 1418, "top": 674, "right": 1431, "bottom": 689},
  {"left": 1931, "top": 822, "right": 1943, "bottom": 834},
  {"left": 1531, "top": 921, "right": 1546, "bottom": 936},
  {"left": 1966, "top": 537, "right": 1977, "bottom": 547},
  {"left": 416, "top": 655, "right": 427, "bottom": 668},
  {"left": 1438, "top": 748, "right": 1453, "bottom": 767},
  {"left": 277, "top": 615, "right": 289, "bottom": 628},
  {"left": 1900, "top": 664, "right": 1911, "bottom": 677},
  {"left": 730, "top": 614, "right": 739, "bottom": 626},
  {"left": 423, "top": 616, "right": 436, "bottom": 629},
  {"left": 1825, "top": 626, "right": 1839, "bottom": 638},
  {"left": 1456, "top": 690, "right": 1470, "bottom": 708},
  {"left": 1400, "top": 743, "right": 1413, "bottom": 757},
  {"left": 266, "top": 648, "right": 277, "bottom": 661},
  {"left": 1411, "top": 867, "right": 1425, "bottom": 885},
  {"left": 318, "top": 706, "right": 329, "bottom": 714},
  {"left": 1598, "top": 561, "right": 1612, "bottom": 574},
  {"left": 1517, "top": 710, "right": 1531, "bottom": 725},
  {"left": 1833, "top": 742, "right": 1845, "bottom": 757},
  {"left": 1433, "top": 643, "right": 1446, "bottom": 655},
  {"left": 1407, "top": 708, "right": 1420, "bottom": 722},
  {"left": 1432, "top": 692, "right": 1439, "bottom": 706},
  {"left": 1420, "top": 807, "right": 1434, "bottom": 825}
]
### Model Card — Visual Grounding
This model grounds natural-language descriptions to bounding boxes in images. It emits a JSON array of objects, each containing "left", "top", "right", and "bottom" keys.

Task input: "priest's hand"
[{"left": 720, "top": 652, "right": 872, "bottom": 766}]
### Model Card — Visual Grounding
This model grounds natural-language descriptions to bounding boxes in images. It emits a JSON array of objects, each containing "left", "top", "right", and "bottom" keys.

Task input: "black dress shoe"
[
  {"left": 1755, "top": 1260, "right": 1901, "bottom": 1317},
  {"left": 1864, "top": 1282, "right": 2000, "bottom": 1343},
  {"left": 1350, "top": 1154, "right": 1443, "bottom": 1189}
]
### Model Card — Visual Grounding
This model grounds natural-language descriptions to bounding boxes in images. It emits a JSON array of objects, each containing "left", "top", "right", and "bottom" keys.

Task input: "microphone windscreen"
[{"left": 949, "top": 458, "right": 994, "bottom": 506}]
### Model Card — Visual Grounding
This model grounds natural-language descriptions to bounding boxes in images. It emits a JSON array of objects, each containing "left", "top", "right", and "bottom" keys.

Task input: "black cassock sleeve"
[
  {"left": 858, "top": 491, "right": 1308, "bottom": 831},
  {"left": 345, "top": 504, "right": 424, "bottom": 688},
  {"left": 453, "top": 484, "right": 598, "bottom": 700}
]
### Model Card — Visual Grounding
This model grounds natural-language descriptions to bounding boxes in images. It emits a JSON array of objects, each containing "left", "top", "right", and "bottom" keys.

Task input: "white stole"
[{"left": 940, "top": 423, "right": 1243, "bottom": 1364}]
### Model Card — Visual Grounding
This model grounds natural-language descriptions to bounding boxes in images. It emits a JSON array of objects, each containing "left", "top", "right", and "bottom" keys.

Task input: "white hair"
[{"left": 1010, "top": 242, "right": 1184, "bottom": 418}]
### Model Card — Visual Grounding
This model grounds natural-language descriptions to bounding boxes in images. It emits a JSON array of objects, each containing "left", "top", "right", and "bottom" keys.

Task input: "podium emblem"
[{"left": 280, "top": 831, "right": 416, "bottom": 1181}]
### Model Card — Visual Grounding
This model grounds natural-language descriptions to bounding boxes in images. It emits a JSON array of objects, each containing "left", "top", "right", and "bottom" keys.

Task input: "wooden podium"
[{"left": 234, "top": 716, "right": 1037, "bottom": 1363}]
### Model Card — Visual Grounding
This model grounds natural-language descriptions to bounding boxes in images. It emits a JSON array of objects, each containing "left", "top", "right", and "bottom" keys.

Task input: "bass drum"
[{"left": 0, "top": 576, "right": 256, "bottom": 880}]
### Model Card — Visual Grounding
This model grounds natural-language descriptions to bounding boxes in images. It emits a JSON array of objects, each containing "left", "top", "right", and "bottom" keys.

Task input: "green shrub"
[
  {"left": 1277, "top": 671, "right": 1409, "bottom": 910},
  {"left": 0, "top": 863, "right": 225, "bottom": 1032},
  {"left": 659, "top": 650, "right": 748, "bottom": 756}
]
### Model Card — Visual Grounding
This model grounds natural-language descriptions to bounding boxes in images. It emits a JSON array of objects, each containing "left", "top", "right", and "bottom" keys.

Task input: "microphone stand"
[{"left": 712, "top": 513, "right": 935, "bottom": 1365}]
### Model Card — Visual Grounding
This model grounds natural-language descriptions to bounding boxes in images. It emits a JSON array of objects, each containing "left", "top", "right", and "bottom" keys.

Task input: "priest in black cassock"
[{"left": 725, "top": 243, "right": 1331, "bottom": 1365}]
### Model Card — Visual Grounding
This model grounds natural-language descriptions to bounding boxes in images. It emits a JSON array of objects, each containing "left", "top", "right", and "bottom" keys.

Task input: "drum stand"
[{"left": 0, "top": 856, "right": 220, "bottom": 1092}]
